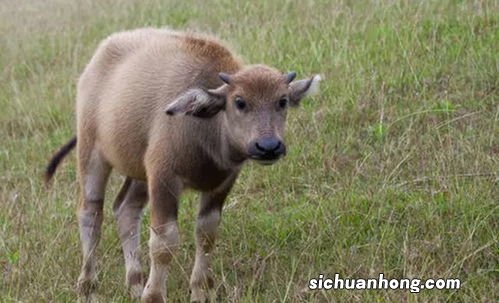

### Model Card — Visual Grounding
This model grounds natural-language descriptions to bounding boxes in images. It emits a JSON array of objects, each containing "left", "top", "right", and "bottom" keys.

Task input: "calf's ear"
[
  {"left": 289, "top": 75, "right": 322, "bottom": 107},
  {"left": 165, "top": 85, "right": 228, "bottom": 118}
]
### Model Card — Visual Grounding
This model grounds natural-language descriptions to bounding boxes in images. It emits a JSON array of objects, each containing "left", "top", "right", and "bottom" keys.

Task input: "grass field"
[{"left": 0, "top": 0, "right": 497, "bottom": 302}]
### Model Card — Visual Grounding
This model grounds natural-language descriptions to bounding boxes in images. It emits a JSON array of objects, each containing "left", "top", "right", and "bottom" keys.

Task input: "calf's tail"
[{"left": 44, "top": 136, "right": 77, "bottom": 184}]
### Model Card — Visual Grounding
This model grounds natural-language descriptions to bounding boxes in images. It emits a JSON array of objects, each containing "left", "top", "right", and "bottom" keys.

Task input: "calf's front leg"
[
  {"left": 141, "top": 176, "right": 182, "bottom": 303},
  {"left": 190, "top": 175, "right": 237, "bottom": 303}
]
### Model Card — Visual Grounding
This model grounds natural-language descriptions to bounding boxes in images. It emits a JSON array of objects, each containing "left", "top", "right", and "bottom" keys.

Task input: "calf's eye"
[
  {"left": 278, "top": 98, "right": 288, "bottom": 108},
  {"left": 235, "top": 97, "right": 246, "bottom": 110}
]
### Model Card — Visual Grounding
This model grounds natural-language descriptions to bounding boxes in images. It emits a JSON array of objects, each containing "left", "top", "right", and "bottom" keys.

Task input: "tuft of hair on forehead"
[
  {"left": 230, "top": 64, "right": 287, "bottom": 97},
  {"left": 236, "top": 64, "right": 283, "bottom": 80}
]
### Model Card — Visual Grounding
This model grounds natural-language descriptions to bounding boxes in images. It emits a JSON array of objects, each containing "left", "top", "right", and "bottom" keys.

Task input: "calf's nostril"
[
  {"left": 272, "top": 141, "right": 281, "bottom": 152},
  {"left": 255, "top": 142, "right": 264, "bottom": 152}
]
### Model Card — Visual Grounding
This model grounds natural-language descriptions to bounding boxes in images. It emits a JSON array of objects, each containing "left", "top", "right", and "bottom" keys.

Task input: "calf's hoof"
[
  {"left": 190, "top": 271, "right": 215, "bottom": 302},
  {"left": 127, "top": 271, "right": 146, "bottom": 299},
  {"left": 77, "top": 278, "right": 99, "bottom": 303}
]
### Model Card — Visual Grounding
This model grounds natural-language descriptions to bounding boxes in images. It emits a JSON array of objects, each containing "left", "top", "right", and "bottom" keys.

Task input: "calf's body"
[
  {"left": 79, "top": 28, "right": 242, "bottom": 182},
  {"left": 46, "top": 27, "right": 321, "bottom": 302}
]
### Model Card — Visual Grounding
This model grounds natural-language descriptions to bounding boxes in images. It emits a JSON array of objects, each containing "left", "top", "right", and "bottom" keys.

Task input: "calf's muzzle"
[{"left": 248, "top": 137, "right": 286, "bottom": 164}]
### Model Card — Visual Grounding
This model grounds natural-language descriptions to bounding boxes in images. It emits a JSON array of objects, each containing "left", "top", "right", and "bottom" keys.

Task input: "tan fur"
[{"left": 49, "top": 27, "right": 321, "bottom": 302}]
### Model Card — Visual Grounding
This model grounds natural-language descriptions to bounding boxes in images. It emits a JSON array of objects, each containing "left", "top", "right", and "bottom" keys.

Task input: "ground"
[{"left": 0, "top": 0, "right": 497, "bottom": 302}]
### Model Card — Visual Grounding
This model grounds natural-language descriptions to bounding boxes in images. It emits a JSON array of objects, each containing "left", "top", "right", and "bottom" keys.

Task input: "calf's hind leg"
[
  {"left": 113, "top": 177, "right": 148, "bottom": 299},
  {"left": 77, "top": 149, "right": 111, "bottom": 302}
]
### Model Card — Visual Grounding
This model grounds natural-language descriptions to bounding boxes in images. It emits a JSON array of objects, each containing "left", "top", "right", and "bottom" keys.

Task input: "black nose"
[
  {"left": 249, "top": 137, "right": 286, "bottom": 160},
  {"left": 255, "top": 138, "right": 281, "bottom": 153}
]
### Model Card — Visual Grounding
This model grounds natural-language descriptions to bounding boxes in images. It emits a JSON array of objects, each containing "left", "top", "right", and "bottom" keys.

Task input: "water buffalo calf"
[{"left": 45, "top": 27, "right": 321, "bottom": 302}]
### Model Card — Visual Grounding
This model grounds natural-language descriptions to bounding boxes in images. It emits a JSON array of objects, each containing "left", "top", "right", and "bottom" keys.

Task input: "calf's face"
[{"left": 166, "top": 65, "right": 321, "bottom": 165}]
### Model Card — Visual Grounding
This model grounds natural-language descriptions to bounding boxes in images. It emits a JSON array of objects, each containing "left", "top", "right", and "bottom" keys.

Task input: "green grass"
[{"left": 1, "top": 0, "right": 497, "bottom": 302}]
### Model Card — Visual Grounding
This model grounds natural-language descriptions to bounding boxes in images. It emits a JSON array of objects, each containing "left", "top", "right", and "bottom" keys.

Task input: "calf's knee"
[{"left": 149, "top": 222, "right": 180, "bottom": 264}]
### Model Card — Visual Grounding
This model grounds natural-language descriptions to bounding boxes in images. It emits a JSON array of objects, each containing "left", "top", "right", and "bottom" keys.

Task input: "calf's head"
[{"left": 166, "top": 65, "right": 321, "bottom": 165}]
